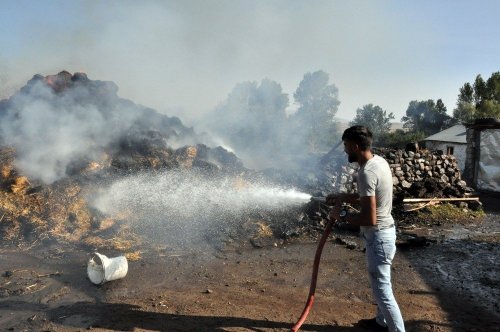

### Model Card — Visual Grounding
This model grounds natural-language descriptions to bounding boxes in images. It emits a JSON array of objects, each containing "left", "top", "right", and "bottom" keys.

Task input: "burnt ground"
[{"left": 0, "top": 198, "right": 499, "bottom": 332}]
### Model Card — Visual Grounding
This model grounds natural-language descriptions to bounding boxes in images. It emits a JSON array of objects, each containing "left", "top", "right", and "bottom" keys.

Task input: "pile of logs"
[
  {"left": 381, "top": 149, "right": 468, "bottom": 195},
  {"left": 328, "top": 147, "right": 474, "bottom": 200}
]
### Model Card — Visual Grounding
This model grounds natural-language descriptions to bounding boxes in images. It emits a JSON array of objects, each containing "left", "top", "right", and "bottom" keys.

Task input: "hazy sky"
[{"left": 1, "top": 0, "right": 499, "bottom": 124}]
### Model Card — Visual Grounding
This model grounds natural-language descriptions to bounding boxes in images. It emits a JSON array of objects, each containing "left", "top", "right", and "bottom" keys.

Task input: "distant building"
[{"left": 424, "top": 124, "right": 467, "bottom": 171}]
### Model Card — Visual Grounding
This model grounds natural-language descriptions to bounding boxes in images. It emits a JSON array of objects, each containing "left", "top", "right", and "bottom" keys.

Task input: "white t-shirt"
[{"left": 357, "top": 155, "right": 394, "bottom": 231}]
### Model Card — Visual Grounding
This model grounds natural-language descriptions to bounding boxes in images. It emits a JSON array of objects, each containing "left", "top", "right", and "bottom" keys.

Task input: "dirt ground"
[{"left": 1, "top": 205, "right": 499, "bottom": 332}]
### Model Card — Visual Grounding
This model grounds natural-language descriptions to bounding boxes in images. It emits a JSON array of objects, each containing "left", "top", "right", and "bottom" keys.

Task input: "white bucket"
[{"left": 87, "top": 252, "right": 128, "bottom": 285}]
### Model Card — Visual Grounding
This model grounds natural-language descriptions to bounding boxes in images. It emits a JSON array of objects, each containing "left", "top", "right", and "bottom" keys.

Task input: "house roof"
[{"left": 424, "top": 124, "right": 466, "bottom": 144}]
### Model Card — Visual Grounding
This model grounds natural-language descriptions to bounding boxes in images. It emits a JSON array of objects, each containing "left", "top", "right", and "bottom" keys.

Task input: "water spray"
[{"left": 91, "top": 170, "right": 312, "bottom": 247}]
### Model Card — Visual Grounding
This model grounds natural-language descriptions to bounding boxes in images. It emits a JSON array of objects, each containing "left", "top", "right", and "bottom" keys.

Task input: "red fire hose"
[{"left": 290, "top": 217, "right": 335, "bottom": 332}]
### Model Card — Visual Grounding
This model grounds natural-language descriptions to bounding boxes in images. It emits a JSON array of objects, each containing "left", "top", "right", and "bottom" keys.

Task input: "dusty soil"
[{"left": 1, "top": 212, "right": 499, "bottom": 332}]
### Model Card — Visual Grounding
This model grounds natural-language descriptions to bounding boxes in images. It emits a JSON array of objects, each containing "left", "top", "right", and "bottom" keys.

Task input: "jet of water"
[{"left": 91, "top": 170, "right": 311, "bottom": 246}]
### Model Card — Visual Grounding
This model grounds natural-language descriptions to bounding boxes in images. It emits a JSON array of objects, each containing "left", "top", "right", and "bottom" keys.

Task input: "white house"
[{"left": 424, "top": 125, "right": 467, "bottom": 172}]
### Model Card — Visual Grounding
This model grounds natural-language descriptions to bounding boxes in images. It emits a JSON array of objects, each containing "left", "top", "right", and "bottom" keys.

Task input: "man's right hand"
[{"left": 325, "top": 193, "right": 337, "bottom": 206}]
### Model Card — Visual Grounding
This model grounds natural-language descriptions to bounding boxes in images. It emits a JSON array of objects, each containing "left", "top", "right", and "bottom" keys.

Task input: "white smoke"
[
  {"left": 0, "top": 1, "right": 432, "bottom": 123},
  {"left": 0, "top": 79, "right": 140, "bottom": 183}
]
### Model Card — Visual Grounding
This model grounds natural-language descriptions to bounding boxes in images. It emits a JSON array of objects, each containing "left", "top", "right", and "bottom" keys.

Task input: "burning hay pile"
[
  {"left": 0, "top": 146, "right": 140, "bottom": 251},
  {"left": 0, "top": 142, "right": 306, "bottom": 250},
  {"left": 0, "top": 70, "right": 319, "bottom": 255},
  {"left": 0, "top": 71, "right": 256, "bottom": 251}
]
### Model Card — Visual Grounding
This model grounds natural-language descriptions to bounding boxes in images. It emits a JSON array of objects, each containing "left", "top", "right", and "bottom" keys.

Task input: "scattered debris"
[
  {"left": 125, "top": 251, "right": 142, "bottom": 261},
  {"left": 334, "top": 237, "right": 358, "bottom": 250},
  {"left": 403, "top": 197, "right": 480, "bottom": 212},
  {"left": 396, "top": 233, "right": 434, "bottom": 248},
  {"left": 36, "top": 271, "right": 62, "bottom": 278}
]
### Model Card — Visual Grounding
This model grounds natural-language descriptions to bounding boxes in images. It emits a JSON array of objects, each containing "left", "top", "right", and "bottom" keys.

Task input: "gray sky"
[{"left": 1, "top": 0, "right": 499, "bottom": 124}]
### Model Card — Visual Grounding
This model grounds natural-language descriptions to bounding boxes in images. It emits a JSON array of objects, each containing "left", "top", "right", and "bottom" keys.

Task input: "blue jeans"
[{"left": 362, "top": 227, "right": 405, "bottom": 332}]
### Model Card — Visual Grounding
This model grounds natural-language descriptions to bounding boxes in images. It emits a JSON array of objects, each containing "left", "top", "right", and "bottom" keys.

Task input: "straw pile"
[{"left": 0, "top": 147, "right": 138, "bottom": 252}]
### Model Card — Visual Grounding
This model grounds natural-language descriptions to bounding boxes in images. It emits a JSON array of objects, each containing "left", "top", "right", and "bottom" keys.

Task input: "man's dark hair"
[{"left": 342, "top": 125, "right": 373, "bottom": 150}]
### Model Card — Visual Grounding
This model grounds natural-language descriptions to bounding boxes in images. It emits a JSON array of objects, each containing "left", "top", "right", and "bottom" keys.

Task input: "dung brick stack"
[
  {"left": 329, "top": 148, "right": 472, "bottom": 199},
  {"left": 379, "top": 148, "right": 469, "bottom": 197}
]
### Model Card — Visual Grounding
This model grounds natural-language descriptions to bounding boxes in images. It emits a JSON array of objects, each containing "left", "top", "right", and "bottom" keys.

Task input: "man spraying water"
[{"left": 329, "top": 126, "right": 405, "bottom": 332}]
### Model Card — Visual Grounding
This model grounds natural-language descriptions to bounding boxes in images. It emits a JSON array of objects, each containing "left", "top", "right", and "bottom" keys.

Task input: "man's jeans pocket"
[
  {"left": 374, "top": 239, "right": 396, "bottom": 263},
  {"left": 364, "top": 229, "right": 397, "bottom": 266}
]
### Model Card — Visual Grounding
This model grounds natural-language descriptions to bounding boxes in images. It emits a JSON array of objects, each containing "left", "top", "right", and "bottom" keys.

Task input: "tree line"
[
  {"left": 201, "top": 70, "right": 499, "bottom": 168},
  {"left": 351, "top": 71, "right": 500, "bottom": 148}
]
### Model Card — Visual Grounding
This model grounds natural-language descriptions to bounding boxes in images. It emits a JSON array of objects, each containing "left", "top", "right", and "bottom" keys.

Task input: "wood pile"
[
  {"left": 331, "top": 148, "right": 474, "bottom": 200},
  {"left": 381, "top": 148, "right": 470, "bottom": 197}
]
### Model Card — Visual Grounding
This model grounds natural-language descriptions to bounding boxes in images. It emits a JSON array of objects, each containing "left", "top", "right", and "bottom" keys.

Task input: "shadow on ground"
[
  {"left": 14, "top": 300, "right": 461, "bottom": 331},
  {"left": 4, "top": 300, "right": 337, "bottom": 331}
]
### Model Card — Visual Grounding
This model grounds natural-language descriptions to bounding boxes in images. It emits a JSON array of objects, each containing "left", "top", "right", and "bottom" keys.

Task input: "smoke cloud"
[
  {"left": 0, "top": 73, "right": 197, "bottom": 183},
  {"left": 196, "top": 71, "right": 341, "bottom": 170},
  {"left": 197, "top": 79, "right": 289, "bottom": 169},
  {"left": 0, "top": 0, "right": 455, "bottom": 124},
  {"left": 0, "top": 76, "right": 136, "bottom": 183}
]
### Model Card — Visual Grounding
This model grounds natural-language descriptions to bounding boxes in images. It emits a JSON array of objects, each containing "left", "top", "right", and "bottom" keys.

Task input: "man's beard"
[{"left": 347, "top": 153, "right": 358, "bottom": 163}]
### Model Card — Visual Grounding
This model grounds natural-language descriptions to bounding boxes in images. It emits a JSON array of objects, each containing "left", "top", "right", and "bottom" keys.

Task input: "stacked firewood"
[
  {"left": 380, "top": 149, "right": 470, "bottom": 197},
  {"left": 327, "top": 148, "right": 473, "bottom": 199}
]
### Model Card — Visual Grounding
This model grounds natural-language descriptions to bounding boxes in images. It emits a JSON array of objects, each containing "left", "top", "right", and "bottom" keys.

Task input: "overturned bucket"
[{"left": 87, "top": 252, "right": 128, "bottom": 285}]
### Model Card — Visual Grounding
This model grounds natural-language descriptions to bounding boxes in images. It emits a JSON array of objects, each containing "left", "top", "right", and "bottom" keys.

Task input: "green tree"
[
  {"left": 452, "top": 82, "right": 476, "bottom": 123},
  {"left": 459, "top": 82, "right": 474, "bottom": 103},
  {"left": 453, "top": 72, "right": 500, "bottom": 122},
  {"left": 453, "top": 101, "right": 476, "bottom": 123},
  {"left": 350, "top": 104, "right": 394, "bottom": 139},
  {"left": 290, "top": 70, "right": 340, "bottom": 152},
  {"left": 401, "top": 99, "right": 451, "bottom": 135},
  {"left": 477, "top": 72, "right": 500, "bottom": 118}
]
